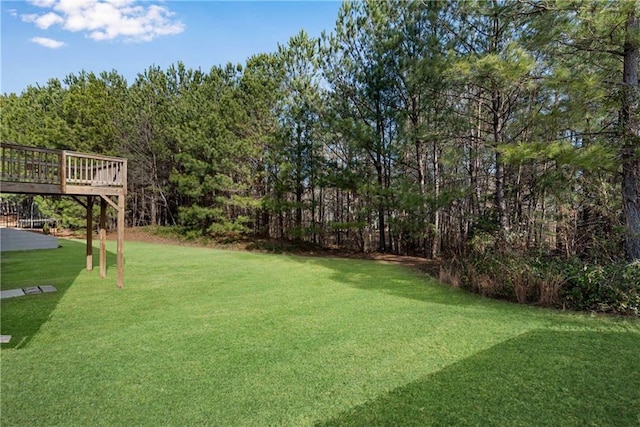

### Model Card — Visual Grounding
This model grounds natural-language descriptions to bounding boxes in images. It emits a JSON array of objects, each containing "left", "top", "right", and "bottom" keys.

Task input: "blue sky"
[{"left": 1, "top": 1, "right": 342, "bottom": 95}]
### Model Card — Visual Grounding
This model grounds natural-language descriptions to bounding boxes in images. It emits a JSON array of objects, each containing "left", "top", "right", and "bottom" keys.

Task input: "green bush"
[
  {"left": 442, "top": 248, "right": 639, "bottom": 317},
  {"left": 560, "top": 260, "right": 640, "bottom": 316}
]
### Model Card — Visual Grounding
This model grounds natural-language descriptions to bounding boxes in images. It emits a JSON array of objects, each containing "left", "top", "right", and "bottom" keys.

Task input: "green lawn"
[{"left": 1, "top": 240, "right": 639, "bottom": 426}]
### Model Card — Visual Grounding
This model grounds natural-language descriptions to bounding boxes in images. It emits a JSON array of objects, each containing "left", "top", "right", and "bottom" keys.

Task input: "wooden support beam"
[
  {"left": 64, "top": 185, "right": 124, "bottom": 196},
  {"left": 116, "top": 194, "right": 125, "bottom": 288},
  {"left": 86, "top": 196, "right": 93, "bottom": 271},
  {"left": 100, "top": 198, "right": 107, "bottom": 279},
  {"left": 0, "top": 182, "right": 62, "bottom": 195},
  {"left": 99, "top": 194, "right": 118, "bottom": 210},
  {"left": 70, "top": 195, "right": 88, "bottom": 209}
]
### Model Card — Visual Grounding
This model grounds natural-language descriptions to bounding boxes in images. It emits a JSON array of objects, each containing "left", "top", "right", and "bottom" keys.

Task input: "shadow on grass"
[
  {"left": 317, "top": 329, "right": 640, "bottom": 426},
  {"left": 285, "top": 255, "right": 479, "bottom": 307},
  {"left": 0, "top": 239, "right": 117, "bottom": 349}
]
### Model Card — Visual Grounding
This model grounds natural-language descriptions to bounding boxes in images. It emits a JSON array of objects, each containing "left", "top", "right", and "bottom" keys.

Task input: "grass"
[{"left": 1, "top": 239, "right": 639, "bottom": 426}]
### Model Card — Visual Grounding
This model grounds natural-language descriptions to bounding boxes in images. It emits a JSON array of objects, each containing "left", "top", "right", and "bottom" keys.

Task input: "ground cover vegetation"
[
  {"left": 1, "top": 240, "right": 639, "bottom": 425},
  {"left": 1, "top": 0, "right": 639, "bottom": 313}
]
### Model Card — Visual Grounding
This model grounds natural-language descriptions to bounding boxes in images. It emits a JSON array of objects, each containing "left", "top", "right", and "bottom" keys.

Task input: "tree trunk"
[
  {"left": 377, "top": 160, "right": 386, "bottom": 252},
  {"left": 431, "top": 140, "right": 440, "bottom": 258},
  {"left": 150, "top": 191, "right": 157, "bottom": 226},
  {"left": 295, "top": 127, "right": 304, "bottom": 231},
  {"left": 295, "top": 184, "right": 303, "bottom": 231},
  {"left": 621, "top": 11, "right": 640, "bottom": 260},
  {"left": 493, "top": 87, "right": 508, "bottom": 235},
  {"left": 376, "top": 106, "right": 386, "bottom": 252},
  {"left": 416, "top": 136, "right": 428, "bottom": 254},
  {"left": 470, "top": 95, "right": 482, "bottom": 220}
]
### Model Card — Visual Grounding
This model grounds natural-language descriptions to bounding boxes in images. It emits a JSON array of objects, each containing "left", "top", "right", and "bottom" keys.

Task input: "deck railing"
[
  {"left": 64, "top": 151, "right": 125, "bottom": 187},
  {"left": 1, "top": 143, "right": 126, "bottom": 192},
  {"left": 1, "top": 144, "right": 61, "bottom": 185}
]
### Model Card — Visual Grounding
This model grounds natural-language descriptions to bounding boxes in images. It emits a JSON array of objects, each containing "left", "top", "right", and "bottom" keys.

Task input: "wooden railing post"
[
  {"left": 122, "top": 159, "right": 128, "bottom": 192},
  {"left": 60, "top": 151, "right": 67, "bottom": 193}
]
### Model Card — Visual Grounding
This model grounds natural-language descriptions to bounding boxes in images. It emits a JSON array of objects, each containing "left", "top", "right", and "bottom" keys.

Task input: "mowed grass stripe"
[{"left": 1, "top": 240, "right": 638, "bottom": 426}]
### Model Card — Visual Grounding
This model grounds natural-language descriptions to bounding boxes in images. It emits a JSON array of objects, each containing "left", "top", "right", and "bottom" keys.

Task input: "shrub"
[
  {"left": 560, "top": 260, "right": 640, "bottom": 316},
  {"left": 438, "top": 264, "right": 461, "bottom": 288},
  {"left": 441, "top": 248, "right": 638, "bottom": 316}
]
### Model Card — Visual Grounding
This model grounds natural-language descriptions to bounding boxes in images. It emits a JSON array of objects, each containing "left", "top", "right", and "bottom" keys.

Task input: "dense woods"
[{"left": 2, "top": 0, "right": 638, "bottom": 313}]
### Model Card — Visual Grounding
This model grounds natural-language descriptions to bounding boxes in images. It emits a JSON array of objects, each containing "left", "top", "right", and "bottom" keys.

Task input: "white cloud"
[
  {"left": 30, "top": 37, "right": 66, "bottom": 49},
  {"left": 22, "top": 11, "right": 64, "bottom": 29},
  {"left": 21, "top": 0, "right": 184, "bottom": 43},
  {"left": 8, "top": 9, "right": 18, "bottom": 17},
  {"left": 28, "top": 0, "right": 57, "bottom": 7}
]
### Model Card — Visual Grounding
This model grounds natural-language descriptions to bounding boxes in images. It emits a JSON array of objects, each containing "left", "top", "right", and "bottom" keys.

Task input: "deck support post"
[
  {"left": 117, "top": 194, "right": 125, "bottom": 288},
  {"left": 100, "top": 198, "right": 107, "bottom": 279},
  {"left": 86, "top": 196, "right": 93, "bottom": 271}
]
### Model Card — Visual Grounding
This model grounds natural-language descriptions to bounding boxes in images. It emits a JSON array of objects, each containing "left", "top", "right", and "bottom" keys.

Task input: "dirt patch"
[{"left": 361, "top": 253, "right": 441, "bottom": 276}]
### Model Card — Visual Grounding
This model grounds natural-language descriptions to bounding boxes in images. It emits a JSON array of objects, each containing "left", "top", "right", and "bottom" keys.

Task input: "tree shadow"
[
  {"left": 0, "top": 239, "right": 117, "bottom": 349},
  {"left": 316, "top": 329, "right": 640, "bottom": 426},
  {"left": 283, "top": 255, "right": 489, "bottom": 307}
]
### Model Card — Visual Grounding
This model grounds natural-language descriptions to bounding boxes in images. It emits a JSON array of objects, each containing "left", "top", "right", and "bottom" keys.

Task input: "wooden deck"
[
  {"left": 1, "top": 143, "right": 127, "bottom": 288},
  {"left": 1, "top": 143, "right": 126, "bottom": 196}
]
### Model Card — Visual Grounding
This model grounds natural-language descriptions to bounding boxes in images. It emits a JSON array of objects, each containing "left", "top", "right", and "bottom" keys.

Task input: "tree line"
[{"left": 1, "top": 0, "right": 638, "bottom": 265}]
